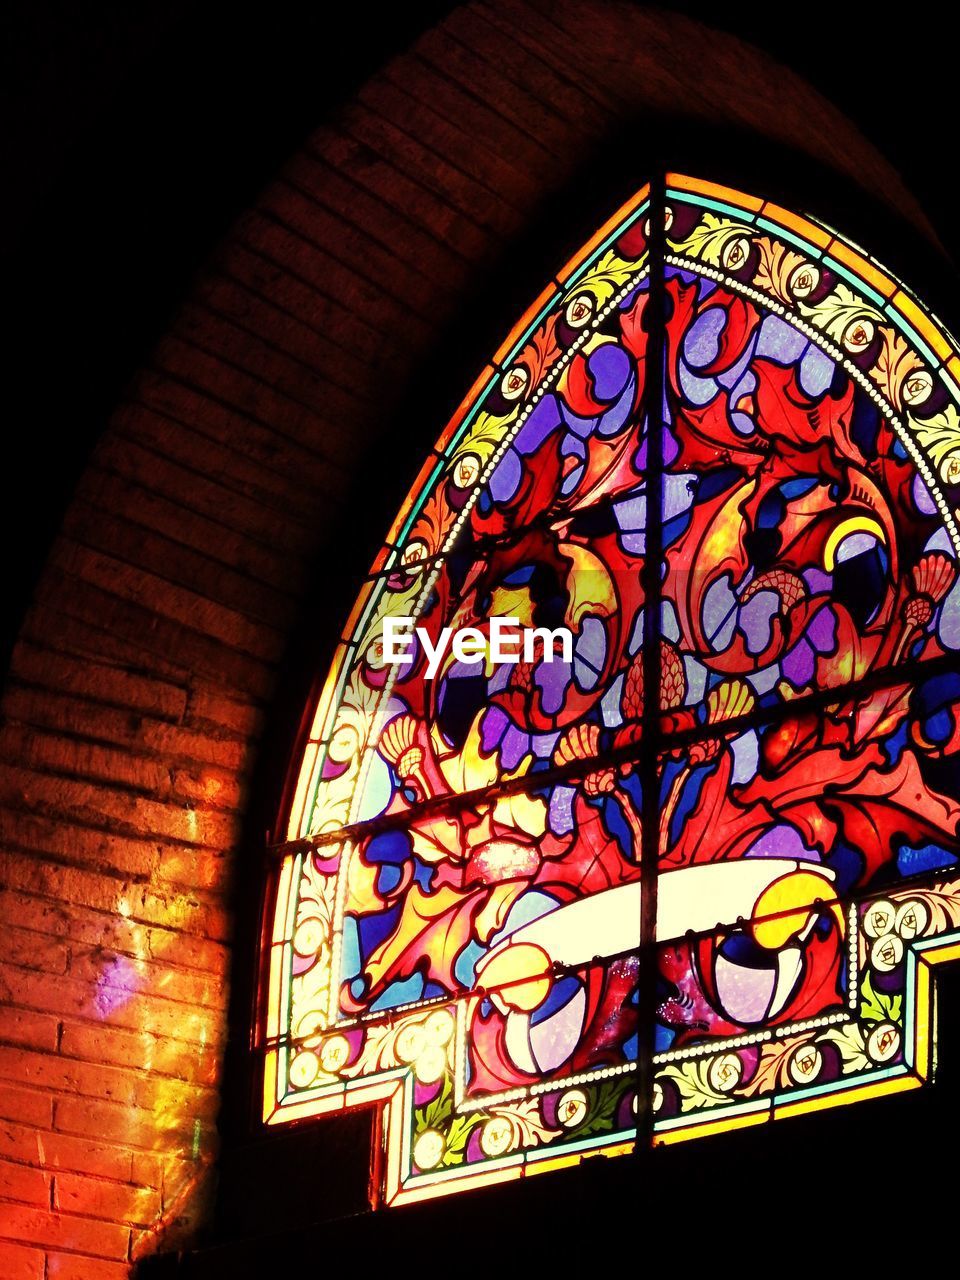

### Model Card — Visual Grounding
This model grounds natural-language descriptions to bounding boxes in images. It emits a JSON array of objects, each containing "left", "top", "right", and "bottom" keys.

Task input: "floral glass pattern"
[{"left": 262, "top": 176, "right": 960, "bottom": 1204}]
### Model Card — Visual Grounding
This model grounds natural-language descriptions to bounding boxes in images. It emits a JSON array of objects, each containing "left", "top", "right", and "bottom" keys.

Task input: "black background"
[
  {"left": 4, "top": 0, "right": 960, "bottom": 664},
  {"left": 5, "top": 3, "right": 960, "bottom": 1268}
]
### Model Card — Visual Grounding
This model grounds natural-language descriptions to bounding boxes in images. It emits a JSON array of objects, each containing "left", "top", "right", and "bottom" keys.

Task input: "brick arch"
[{"left": 0, "top": 3, "right": 940, "bottom": 1275}]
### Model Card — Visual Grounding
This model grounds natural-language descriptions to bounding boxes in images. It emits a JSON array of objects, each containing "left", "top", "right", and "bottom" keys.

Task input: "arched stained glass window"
[{"left": 261, "top": 174, "right": 960, "bottom": 1204}]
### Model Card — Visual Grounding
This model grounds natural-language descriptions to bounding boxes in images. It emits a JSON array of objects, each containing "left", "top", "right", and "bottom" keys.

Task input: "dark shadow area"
[
  {"left": 4, "top": 1, "right": 959, "bottom": 672},
  {"left": 1, "top": 0, "right": 455, "bottom": 673}
]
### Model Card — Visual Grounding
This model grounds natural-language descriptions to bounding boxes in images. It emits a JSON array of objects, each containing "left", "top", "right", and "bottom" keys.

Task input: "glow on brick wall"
[{"left": 260, "top": 175, "right": 960, "bottom": 1205}]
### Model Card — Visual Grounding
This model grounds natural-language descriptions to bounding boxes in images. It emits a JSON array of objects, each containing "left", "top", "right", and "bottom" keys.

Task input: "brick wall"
[{"left": 0, "top": 3, "right": 931, "bottom": 1274}]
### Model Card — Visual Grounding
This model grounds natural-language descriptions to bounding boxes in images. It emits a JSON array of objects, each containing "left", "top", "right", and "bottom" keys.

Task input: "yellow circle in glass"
[
  {"left": 500, "top": 366, "right": 528, "bottom": 402},
  {"left": 842, "top": 316, "right": 875, "bottom": 353},
  {"left": 789, "top": 1044, "right": 822, "bottom": 1085},
  {"left": 413, "top": 1044, "right": 447, "bottom": 1085},
  {"left": 709, "top": 1053, "right": 742, "bottom": 1093},
  {"left": 413, "top": 1128, "right": 445, "bottom": 1171},
  {"left": 480, "top": 1116, "right": 514, "bottom": 1158},
  {"left": 452, "top": 453, "right": 481, "bottom": 488},
  {"left": 319, "top": 1034, "right": 350, "bottom": 1074},
  {"left": 424, "top": 1009, "right": 455, "bottom": 1046},
  {"left": 895, "top": 899, "right": 928, "bottom": 941},
  {"left": 871, "top": 932, "right": 904, "bottom": 973},
  {"left": 293, "top": 918, "right": 324, "bottom": 957},
  {"left": 652, "top": 1082, "right": 663, "bottom": 1113},
  {"left": 557, "top": 1088, "right": 588, "bottom": 1129},
  {"left": 902, "top": 369, "right": 933, "bottom": 407},
  {"left": 293, "top": 1009, "right": 325, "bottom": 1039},
  {"left": 365, "top": 637, "right": 387, "bottom": 670},
  {"left": 400, "top": 539, "right": 428, "bottom": 574},
  {"left": 565, "top": 294, "right": 594, "bottom": 329},
  {"left": 328, "top": 722, "right": 359, "bottom": 764},
  {"left": 395, "top": 1022, "right": 427, "bottom": 1064},
  {"left": 867, "top": 1021, "right": 901, "bottom": 1064},
  {"left": 721, "top": 236, "right": 750, "bottom": 271},
  {"left": 789, "top": 262, "right": 820, "bottom": 300},
  {"left": 863, "top": 900, "right": 895, "bottom": 938},
  {"left": 289, "top": 1050, "right": 320, "bottom": 1090}
]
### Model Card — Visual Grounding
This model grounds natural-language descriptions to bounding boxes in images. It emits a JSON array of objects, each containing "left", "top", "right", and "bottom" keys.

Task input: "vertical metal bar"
[{"left": 635, "top": 170, "right": 667, "bottom": 1155}]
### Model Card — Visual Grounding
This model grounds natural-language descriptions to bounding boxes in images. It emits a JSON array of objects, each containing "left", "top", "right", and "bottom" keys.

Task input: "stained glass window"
[{"left": 261, "top": 175, "right": 960, "bottom": 1204}]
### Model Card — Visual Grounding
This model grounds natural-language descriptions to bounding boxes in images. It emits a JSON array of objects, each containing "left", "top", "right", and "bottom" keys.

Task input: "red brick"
[
  {"left": 129, "top": 1153, "right": 163, "bottom": 1191},
  {"left": 104, "top": 411, "right": 326, "bottom": 549},
  {"left": 0, "top": 701, "right": 249, "bottom": 808},
  {"left": 146, "top": 928, "right": 229, "bottom": 979},
  {"left": 185, "top": 284, "right": 378, "bottom": 404},
  {"left": 6, "top": 641, "right": 189, "bottom": 721},
  {"left": 353, "top": 81, "right": 532, "bottom": 217},
  {"left": 0, "top": 1084, "right": 54, "bottom": 1129},
  {"left": 0, "top": 1157, "right": 50, "bottom": 1206},
  {"left": 0, "top": 829, "right": 146, "bottom": 903},
  {"left": 250, "top": 195, "right": 436, "bottom": 339},
  {"left": 479, "top": 0, "right": 622, "bottom": 113},
  {"left": 0, "top": 924, "right": 69, "bottom": 977},
  {"left": 45, "top": 1253, "right": 130, "bottom": 1280},
  {"left": 448, "top": 7, "right": 609, "bottom": 129},
  {"left": 234, "top": 208, "right": 417, "bottom": 349},
  {"left": 78, "top": 460, "right": 306, "bottom": 594},
  {"left": 0, "top": 722, "right": 173, "bottom": 802},
  {"left": 58, "top": 1022, "right": 221, "bottom": 1088},
  {"left": 0, "top": 846, "right": 142, "bottom": 915},
  {"left": 0, "top": 890, "right": 153, "bottom": 963},
  {"left": 283, "top": 148, "right": 481, "bottom": 280},
  {"left": 396, "top": 52, "right": 557, "bottom": 181},
  {"left": 323, "top": 104, "right": 514, "bottom": 239},
  {"left": 55, "top": 1096, "right": 216, "bottom": 1157},
  {"left": 417, "top": 26, "right": 580, "bottom": 158},
  {"left": 180, "top": 294, "right": 375, "bottom": 421},
  {"left": 216, "top": 233, "right": 399, "bottom": 367},
  {"left": 0, "top": 1006, "right": 61, "bottom": 1053},
  {"left": 167, "top": 767, "right": 244, "bottom": 816},
  {"left": 264, "top": 178, "right": 456, "bottom": 321},
  {"left": 0, "top": 1120, "right": 137, "bottom": 1183},
  {"left": 154, "top": 845, "right": 233, "bottom": 893},
  {"left": 63, "top": 500, "right": 297, "bottom": 631},
  {"left": 0, "top": 1204, "right": 129, "bottom": 1259},
  {"left": 0, "top": 719, "right": 244, "bottom": 818},
  {"left": 66, "top": 947, "right": 225, "bottom": 1012},
  {"left": 52, "top": 538, "right": 282, "bottom": 664},
  {"left": 0, "top": 1241, "right": 44, "bottom": 1280},
  {"left": 2, "top": 684, "right": 251, "bottom": 776},
  {"left": 0, "top": 961, "right": 220, "bottom": 1046},
  {"left": 53, "top": 1171, "right": 162, "bottom": 1226},
  {"left": 32, "top": 568, "right": 275, "bottom": 700},
  {"left": 123, "top": 884, "right": 230, "bottom": 943},
  {"left": 151, "top": 331, "right": 372, "bottom": 466},
  {"left": 0, "top": 762, "right": 239, "bottom": 851},
  {"left": 118, "top": 398, "right": 329, "bottom": 535},
  {"left": 185, "top": 685, "right": 262, "bottom": 739},
  {"left": 0, "top": 1046, "right": 219, "bottom": 1120},
  {"left": 18, "top": 602, "right": 192, "bottom": 690}
]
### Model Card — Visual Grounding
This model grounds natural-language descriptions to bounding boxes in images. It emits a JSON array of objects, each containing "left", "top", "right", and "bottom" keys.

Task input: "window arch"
[{"left": 260, "top": 174, "right": 960, "bottom": 1204}]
